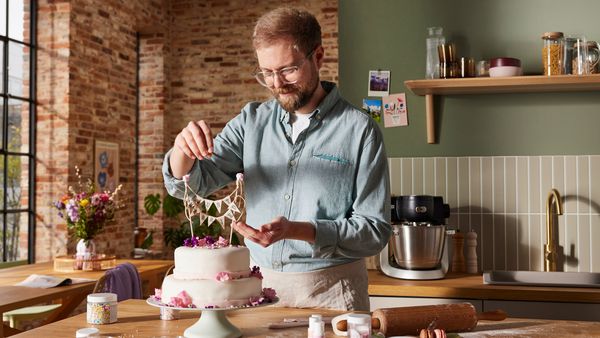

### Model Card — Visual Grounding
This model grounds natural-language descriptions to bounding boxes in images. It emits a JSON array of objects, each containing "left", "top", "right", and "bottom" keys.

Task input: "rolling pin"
[{"left": 337, "top": 303, "right": 506, "bottom": 336}]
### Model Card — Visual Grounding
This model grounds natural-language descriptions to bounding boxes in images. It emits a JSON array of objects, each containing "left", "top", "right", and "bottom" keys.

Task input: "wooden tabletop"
[
  {"left": 0, "top": 259, "right": 173, "bottom": 337},
  {"left": 368, "top": 270, "right": 600, "bottom": 303},
  {"left": 11, "top": 299, "right": 600, "bottom": 337}
]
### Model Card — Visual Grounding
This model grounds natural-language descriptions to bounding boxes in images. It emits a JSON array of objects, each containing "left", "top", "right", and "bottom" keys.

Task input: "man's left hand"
[{"left": 233, "top": 217, "right": 315, "bottom": 247}]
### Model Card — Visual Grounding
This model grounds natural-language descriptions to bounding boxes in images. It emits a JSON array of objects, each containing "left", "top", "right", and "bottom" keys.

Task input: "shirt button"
[
  {"left": 289, "top": 160, "right": 296, "bottom": 166},
  {"left": 284, "top": 194, "right": 290, "bottom": 200}
]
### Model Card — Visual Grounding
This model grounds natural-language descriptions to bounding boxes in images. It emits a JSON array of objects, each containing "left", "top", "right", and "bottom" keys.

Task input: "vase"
[
  {"left": 76, "top": 238, "right": 96, "bottom": 257},
  {"left": 75, "top": 238, "right": 96, "bottom": 270}
]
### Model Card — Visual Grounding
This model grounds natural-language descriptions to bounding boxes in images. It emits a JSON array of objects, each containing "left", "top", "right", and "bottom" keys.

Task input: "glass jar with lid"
[{"left": 542, "top": 32, "right": 564, "bottom": 76}]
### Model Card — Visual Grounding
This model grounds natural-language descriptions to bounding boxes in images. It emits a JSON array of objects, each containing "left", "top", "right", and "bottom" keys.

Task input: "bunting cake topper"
[{"left": 182, "top": 173, "right": 246, "bottom": 244}]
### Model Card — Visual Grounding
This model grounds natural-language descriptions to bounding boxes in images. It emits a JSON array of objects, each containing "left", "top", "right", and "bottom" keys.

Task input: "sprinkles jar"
[{"left": 87, "top": 293, "right": 117, "bottom": 324}]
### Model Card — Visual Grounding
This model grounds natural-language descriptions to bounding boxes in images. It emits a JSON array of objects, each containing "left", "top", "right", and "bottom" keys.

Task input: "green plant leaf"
[
  {"left": 163, "top": 194, "right": 185, "bottom": 218},
  {"left": 144, "top": 193, "right": 162, "bottom": 216},
  {"left": 141, "top": 230, "right": 154, "bottom": 249}
]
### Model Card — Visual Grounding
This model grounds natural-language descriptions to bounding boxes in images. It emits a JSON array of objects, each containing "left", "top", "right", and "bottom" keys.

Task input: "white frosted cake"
[{"left": 157, "top": 236, "right": 274, "bottom": 308}]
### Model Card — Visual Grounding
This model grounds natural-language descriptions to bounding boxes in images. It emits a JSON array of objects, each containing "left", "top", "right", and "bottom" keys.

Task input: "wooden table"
[
  {"left": 10, "top": 299, "right": 600, "bottom": 337},
  {"left": 0, "top": 260, "right": 173, "bottom": 337}
]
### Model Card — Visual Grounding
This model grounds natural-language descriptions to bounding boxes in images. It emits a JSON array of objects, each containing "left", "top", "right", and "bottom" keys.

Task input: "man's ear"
[{"left": 314, "top": 45, "right": 325, "bottom": 69}]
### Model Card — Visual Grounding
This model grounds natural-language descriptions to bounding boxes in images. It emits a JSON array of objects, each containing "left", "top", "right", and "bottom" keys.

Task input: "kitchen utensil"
[
  {"left": 391, "top": 223, "right": 446, "bottom": 269},
  {"left": 267, "top": 316, "right": 335, "bottom": 329},
  {"left": 336, "top": 303, "right": 506, "bottom": 336}
]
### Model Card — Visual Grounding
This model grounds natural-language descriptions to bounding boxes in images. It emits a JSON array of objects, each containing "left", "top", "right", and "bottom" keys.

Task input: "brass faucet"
[{"left": 544, "top": 189, "right": 563, "bottom": 272}]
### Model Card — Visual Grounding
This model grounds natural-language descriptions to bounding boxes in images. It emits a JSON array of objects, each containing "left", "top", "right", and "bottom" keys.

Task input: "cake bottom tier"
[{"left": 161, "top": 274, "right": 262, "bottom": 308}]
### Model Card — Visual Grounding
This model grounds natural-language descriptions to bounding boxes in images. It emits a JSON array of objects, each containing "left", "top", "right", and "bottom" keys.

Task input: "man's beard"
[{"left": 272, "top": 74, "right": 319, "bottom": 112}]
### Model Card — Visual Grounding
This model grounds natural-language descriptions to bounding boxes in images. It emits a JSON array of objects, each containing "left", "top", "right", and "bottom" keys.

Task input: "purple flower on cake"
[
  {"left": 183, "top": 236, "right": 200, "bottom": 247},
  {"left": 250, "top": 266, "right": 263, "bottom": 280},
  {"left": 215, "top": 272, "right": 232, "bottom": 282}
]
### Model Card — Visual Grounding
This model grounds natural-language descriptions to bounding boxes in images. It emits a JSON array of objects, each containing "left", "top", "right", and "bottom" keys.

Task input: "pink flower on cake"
[
  {"left": 250, "top": 266, "right": 263, "bottom": 279},
  {"left": 153, "top": 288, "right": 162, "bottom": 301},
  {"left": 262, "top": 288, "right": 277, "bottom": 301},
  {"left": 215, "top": 236, "right": 229, "bottom": 247},
  {"left": 169, "top": 291, "right": 194, "bottom": 308},
  {"left": 236, "top": 173, "right": 244, "bottom": 181},
  {"left": 215, "top": 272, "right": 232, "bottom": 282}
]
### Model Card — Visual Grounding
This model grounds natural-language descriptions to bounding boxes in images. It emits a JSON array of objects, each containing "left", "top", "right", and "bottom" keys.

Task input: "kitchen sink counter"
[{"left": 368, "top": 270, "right": 600, "bottom": 303}]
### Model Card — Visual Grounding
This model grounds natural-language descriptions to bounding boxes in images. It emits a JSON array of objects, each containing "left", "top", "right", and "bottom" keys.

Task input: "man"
[{"left": 163, "top": 7, "right": 390, "bottom": 311}]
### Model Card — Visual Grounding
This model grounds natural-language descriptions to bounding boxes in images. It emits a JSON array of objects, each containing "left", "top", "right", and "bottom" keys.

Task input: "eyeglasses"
[{"left": 253, "top": 48, "right": 317, "bottom": 88}]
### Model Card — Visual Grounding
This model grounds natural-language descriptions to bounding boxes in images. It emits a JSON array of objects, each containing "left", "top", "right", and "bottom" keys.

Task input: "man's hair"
[{"left": 252, "top": 7, "right": 322, "bottom": 55}]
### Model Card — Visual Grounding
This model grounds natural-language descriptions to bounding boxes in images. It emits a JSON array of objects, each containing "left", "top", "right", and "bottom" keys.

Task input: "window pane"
[
  {"left": 0, "top": 40, "right": 4, "bottom": 93},
  {"left": 5, "top": 212, "right": 28, "bottom": 261},
  {"left": 8, "top": 0, "right": 25, "bottom": 42},
  {"left": 6, "top": 155, "right": 28, "bottom": 211},
  {"left": 8, "top": 99, "right": 29, "bottom": 153},
  {"left": 0, "top": 155, "right": 4, "bottom": 209},
  {"left": 8, "top": 41, "right": 28, "bottom": 98},
  {"left": 0, "top": 0, "right": 6, "bottom": 36},
  {"left": 0, "top": 99, "right": 4, "bottom": 150}
]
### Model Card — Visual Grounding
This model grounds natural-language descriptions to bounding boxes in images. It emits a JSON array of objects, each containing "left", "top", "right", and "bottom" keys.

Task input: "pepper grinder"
[
  {"left": 466, "top": 230, "right": 478, "bottom": 274},
  {"left": 451, "top": 232, "right": 465, "bottom": 273}
]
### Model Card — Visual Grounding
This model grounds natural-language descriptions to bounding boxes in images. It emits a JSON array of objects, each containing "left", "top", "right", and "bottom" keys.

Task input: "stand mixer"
[{"left": 379, "top": 195, "right": 452, "bottom": 280}]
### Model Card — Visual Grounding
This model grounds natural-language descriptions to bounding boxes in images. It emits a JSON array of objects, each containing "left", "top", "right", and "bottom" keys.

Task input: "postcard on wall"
[
  {"left": 362, "top": 98, "right": 382, "bottom": 123},
  {"left": 94, "top": 140, "right": 119, "bottom": 192},
  {"left": 382, "top": 93, "right": 409, "bottom": 128},
  {"left": 367, "top": 70, "right": 390, "bottom": 97}
]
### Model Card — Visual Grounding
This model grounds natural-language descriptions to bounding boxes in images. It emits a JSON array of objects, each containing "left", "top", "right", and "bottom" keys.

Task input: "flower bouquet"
[{"left": 54, "top": 167, "right": 122, "bottom": 268}]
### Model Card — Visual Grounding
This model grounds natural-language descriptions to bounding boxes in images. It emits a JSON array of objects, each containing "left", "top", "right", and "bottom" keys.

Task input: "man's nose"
[{"left": 272, "top": 73, "right": 284, "bottom": 89}]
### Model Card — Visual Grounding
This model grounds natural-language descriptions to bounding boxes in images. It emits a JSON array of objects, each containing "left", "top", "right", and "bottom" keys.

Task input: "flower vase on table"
[
  {"left": 53, "top": 166, "right": 123, "bottom": 271},
  {"left": 75, "top": 238, "right": 97, "bottom": 270}
]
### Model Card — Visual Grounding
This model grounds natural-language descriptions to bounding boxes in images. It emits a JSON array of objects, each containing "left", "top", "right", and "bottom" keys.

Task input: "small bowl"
[{"left": 489, "top": 57, "right": 522, "bottom": 77}]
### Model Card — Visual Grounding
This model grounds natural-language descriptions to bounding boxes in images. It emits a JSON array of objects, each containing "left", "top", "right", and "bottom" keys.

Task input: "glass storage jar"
[{"left": 542, "top": 32, "right": 564, "bottom": 76}]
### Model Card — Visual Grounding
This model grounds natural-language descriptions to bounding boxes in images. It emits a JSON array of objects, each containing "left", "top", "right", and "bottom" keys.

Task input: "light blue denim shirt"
[{"left": 163, "top": 81, "right": 391, "bottom": 272}]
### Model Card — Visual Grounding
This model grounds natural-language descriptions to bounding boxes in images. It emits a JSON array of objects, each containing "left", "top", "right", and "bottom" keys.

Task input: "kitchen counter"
[{"left": 368, "top": 270, "right": 600, "bottom": 303}]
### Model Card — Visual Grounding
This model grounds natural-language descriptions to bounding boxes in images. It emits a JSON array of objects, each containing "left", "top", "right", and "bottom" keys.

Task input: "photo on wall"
[
  {"left": 367, "top": 70, "right": 391, "bottom": 97},
  {"left": 362, "top": 98, "right": 382, "bottom": 122},
  {"left": 94, "top": 140, "right": 119, "bottom": 192}
]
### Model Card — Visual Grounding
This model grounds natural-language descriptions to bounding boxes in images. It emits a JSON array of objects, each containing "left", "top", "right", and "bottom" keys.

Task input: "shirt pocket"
[{"left": 301, "top": 150, "right": 354, "bottom": 217}]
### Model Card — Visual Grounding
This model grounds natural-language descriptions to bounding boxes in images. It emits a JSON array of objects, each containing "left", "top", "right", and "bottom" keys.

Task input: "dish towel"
[{"left": 103, "top": 262, "right": 143, "bottom": 301}]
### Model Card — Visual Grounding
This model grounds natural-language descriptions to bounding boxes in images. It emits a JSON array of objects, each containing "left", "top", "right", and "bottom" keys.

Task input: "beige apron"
[{"left": 260, "top": 259, "right": 369, "bottom": 311}]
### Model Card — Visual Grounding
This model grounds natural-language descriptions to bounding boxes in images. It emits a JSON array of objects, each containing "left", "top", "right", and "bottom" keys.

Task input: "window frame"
[{"left": 1, "top": 0, "right": 36, "bottom": 265}]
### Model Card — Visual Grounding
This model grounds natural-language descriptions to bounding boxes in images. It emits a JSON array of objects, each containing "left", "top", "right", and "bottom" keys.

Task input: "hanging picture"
[
  {"left": 362, "top": 98, "right": 382, "bottom": 122},
  {"left": 382, "top": 93, "right": 409, "bottom": 128},
  {"left": 94, "top": 140, "right": 119, "bottom": 192},
  {"left": 367, "top": 70, "right": 391, "bottom": 97}
]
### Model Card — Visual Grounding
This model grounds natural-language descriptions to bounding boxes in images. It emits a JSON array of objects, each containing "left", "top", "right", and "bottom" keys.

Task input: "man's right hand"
[{"left": 169, "top": 121, "right": 214, "bottom": 178}]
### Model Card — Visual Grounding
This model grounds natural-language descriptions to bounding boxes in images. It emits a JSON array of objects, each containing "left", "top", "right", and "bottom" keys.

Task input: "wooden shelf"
[{"left": 404, "top": 74, "right": 600, "bottom": 143}]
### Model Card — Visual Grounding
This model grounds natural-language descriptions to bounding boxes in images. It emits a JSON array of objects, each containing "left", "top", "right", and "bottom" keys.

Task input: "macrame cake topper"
[{"left": 182, "top": 173, "right": 246, "bottom": 244}]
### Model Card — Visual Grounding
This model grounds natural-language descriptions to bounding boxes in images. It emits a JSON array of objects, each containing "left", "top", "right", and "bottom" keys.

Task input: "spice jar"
[
  {"left": 347, "top": 314, "right": 372, "bottom": 338},
  {"left": 87, "top": 293, "right": 117, "bottom": 324},
  {"left": 542, "top": 32, "right": 564, "bottom": 76}
]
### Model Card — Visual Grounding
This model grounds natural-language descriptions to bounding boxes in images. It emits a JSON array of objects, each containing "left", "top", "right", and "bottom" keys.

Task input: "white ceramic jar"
[{"left": 87, "top": 293, "right": 117, "bottom": 324}]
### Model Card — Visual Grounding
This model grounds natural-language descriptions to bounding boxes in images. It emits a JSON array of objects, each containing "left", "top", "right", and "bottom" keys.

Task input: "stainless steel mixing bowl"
[{"left": 391, "top": 223, "right": 446, "bottom": 270}]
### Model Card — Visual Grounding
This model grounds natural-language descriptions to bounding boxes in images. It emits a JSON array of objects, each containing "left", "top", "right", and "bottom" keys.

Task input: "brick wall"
[
  {"left": 36, "top": 0, "right": 169, "bottom": 261},
  {"left": 35, "top": 0, "right": 338, "bottom": 261}
]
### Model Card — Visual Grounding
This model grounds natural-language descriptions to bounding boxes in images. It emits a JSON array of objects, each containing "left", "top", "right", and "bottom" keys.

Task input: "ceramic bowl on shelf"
[{"left": 489, "top": 57, "right": 522, "bottom": 77}]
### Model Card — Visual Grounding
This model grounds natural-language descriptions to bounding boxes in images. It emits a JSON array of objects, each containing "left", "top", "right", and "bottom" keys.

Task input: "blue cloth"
[
  {"left": 103, "top": 262, "right": 142, "bottom": 301},
  {"left": 163, "top": 81, "right": 391, "bottom": 272}
]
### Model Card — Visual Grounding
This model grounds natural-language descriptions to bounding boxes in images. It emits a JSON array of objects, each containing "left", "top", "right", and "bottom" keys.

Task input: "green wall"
[{"left": 338, "top": 0, "right": 600, "bottom": 157}]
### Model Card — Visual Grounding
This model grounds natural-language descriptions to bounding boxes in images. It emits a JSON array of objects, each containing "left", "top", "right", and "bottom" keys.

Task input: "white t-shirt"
[{"left": 290, "top": 113, "right": 311, "bottom": 143}]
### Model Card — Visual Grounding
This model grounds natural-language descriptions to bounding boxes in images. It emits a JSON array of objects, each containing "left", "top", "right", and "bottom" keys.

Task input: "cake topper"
[{"left": 181, "top": 173, "right": 246, "bottom": 244}]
